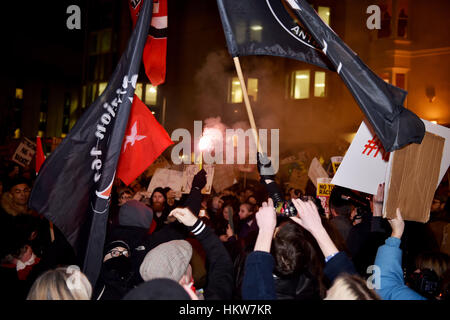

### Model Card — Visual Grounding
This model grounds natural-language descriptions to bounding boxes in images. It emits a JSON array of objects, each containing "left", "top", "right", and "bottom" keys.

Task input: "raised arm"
[
  {"left": 374, "top": 209, "right": 426, "bottom": 300},
  {"left": 291, "top": 199, "right": 357, "bottom": 283},
  {"left": 169, "top": 207, "right": 233, "bottom": 300},
  {"left": 242, "top": 198, "right": 277, "bottom": 300}
]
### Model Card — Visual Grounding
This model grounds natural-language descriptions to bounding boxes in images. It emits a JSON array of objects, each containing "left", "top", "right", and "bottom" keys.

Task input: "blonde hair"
[
  {"left": 27, "top": 266, "right": 92, "bottom": 300},
  {"left": 325, "top": 274, "right": 380, "bottom": 300}
]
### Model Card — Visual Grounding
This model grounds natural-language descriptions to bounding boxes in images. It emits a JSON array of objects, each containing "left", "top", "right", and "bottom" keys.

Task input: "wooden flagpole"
[{"left": 233, "top": 57, "right": 263, "bottom": 153}]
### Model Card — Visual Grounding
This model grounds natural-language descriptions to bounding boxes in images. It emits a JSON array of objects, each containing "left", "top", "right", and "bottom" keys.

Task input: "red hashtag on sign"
[{"left": 362, "top": 137, "right": 390, "bottom": 161}]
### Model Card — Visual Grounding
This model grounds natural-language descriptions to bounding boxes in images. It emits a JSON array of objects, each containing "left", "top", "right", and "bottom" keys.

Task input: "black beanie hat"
[{"left": 122, "top": 278, "right": 191, "bottom": 300}]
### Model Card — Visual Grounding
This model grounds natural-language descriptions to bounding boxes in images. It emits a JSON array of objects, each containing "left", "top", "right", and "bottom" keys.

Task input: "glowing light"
[
  {"left": 431, "top": 120, "right": 438, "bottom": 124},
  {"left": 315, "top": 84, "right": 325, "bottom": 87},
  {"left": 199, "top": 135, "right": 213, "bottom": 152},
  {"left": 251, "top": 25, "right": 263, "bottom": 31},
  {"left": 149, "top": 87, "right": 157, "bottom": 93},
  {"left": 296, "top": 75, "right": 308, "bottom": 79}
]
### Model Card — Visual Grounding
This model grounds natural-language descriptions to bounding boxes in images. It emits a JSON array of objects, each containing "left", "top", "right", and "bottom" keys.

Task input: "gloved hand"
[
  {"left": 256, "top": 153, "right": 284, "bottom": 205},
  {"left": 257, "top": 152, "right": 276, "bottom": 183},
  {"left": 192, "top": 168, "right": 207, "bottom": 191}
]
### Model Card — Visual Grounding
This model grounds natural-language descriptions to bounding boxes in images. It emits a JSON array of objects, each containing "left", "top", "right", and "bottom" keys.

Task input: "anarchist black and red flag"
[
  {"left": 29, "top": 0, "right": 154, "bottom": 286},
  {"left": 216, "top": 0, "right": 425, "bottom": 152},
  {"left": 129, "top": 0, "right": 168, "bottom": 86}
]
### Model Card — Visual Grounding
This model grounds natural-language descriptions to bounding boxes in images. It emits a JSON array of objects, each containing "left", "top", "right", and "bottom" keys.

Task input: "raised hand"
[
  {"left": 168, "top": 207, "right": 198, "bottom": 227},
  {"left": 290, "top": 199, "right": 324, "bottom": 236},
  {"left": 372, "top": 183, "right": 384, "bottom": 217},
  {"left": 388, "top": 208, "right": 404, "bottom": 239},
  {"left": 255, "top": 198, "right": 277, "bottom": 232}
]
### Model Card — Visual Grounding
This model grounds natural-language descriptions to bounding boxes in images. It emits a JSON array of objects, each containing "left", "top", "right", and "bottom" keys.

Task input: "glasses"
[{"left": 107, "top": 249, "right": 129, "bottom": 258}]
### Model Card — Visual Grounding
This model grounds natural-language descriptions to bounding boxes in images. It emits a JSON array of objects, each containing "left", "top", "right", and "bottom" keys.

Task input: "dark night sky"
[{"left": 2, "top": 1, "right": 85, "bottom": 82}]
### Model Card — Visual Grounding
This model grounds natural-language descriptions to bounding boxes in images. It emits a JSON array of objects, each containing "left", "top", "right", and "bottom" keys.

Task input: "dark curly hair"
[{"left": 271, "top": 220, "right": 326, "bottom": 297}]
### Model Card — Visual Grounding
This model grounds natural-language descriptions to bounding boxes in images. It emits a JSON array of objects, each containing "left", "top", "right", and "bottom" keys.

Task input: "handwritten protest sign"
[
  {"left": 334, "top": 119, "right": 450, "bottom": 196},
  {"left": 12, "top": 138, "right": 36, "bottom": 168},
  {"left": 331, "top": 121, "right": 390, "bottom": 195},
  {"left": 181, "top": 164, "right": 214, "bottom": 194},
  {"left": 308, "top": 157, "right": 329, "bottom": 188},
  {"left": 147, "top": 168, "right": 183, "bottom": 194}
]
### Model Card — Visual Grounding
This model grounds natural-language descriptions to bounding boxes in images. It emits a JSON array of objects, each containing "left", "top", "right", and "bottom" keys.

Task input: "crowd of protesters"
[{"left": 0, "top": 154, "right": 449, "bottom": 301}]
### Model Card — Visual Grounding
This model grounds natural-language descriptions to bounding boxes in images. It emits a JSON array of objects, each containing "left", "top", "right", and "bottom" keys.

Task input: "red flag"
[
  {"left": 35, "top": 136, "right": 45, "bottom": 174},
  {"left": 129, "top": 0, "right": 168, "bottom": 86},
  {"left": 117, "top": 95, "right": 173, "bottom": 186}
]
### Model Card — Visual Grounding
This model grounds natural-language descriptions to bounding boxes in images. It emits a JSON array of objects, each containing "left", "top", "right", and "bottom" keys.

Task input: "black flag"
[
  {"left": 29, "top": 0, "right": 153, "bottom": 286},
  {"left": 216, "top": 0, "right": 425, "bottom": 152},
  {"left": 216, "top": 0, "right": 333, "bottom": 70},
  {"left": 284, "top": 0, "right": 424, "bottom": 152}
]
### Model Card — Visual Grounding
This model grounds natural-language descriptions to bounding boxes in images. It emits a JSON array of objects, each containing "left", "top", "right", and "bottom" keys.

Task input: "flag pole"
[{"left": 233, "top": 57, "right": 262, "bottom": 153}]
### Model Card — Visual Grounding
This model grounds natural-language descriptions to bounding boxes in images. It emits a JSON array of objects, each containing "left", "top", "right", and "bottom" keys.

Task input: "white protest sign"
[
  {"left": 12, "top": 138, "right": 36, "bottom": 168},
  {"left": 181, "top": 164, "right": 215, "bottom": 194},
  {"left": 147, "top": 168, "right": 183, "bottom": 194},
  {"left": 331, "top": 121, "right": 390, "bottom": 195},
  {"left": 308, "top": 157, "right": 329, "bottom": 188}
]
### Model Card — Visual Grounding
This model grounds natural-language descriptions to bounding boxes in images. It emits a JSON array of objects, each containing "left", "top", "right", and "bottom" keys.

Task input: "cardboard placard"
[
  {"left": 147, "top": 168, "right": 183, "bottom": 195},
  {"left": 383, "top": 132, "right": 444, "bottom": 223},
  {"left": 181, "top": 164, "right": 214, "bottom": 194},
  {"left": 308, "top": 157, "right": 329, "bottom": 188},
  {"left": 12, "top": 138, "right": 36, "bottom": 168}
]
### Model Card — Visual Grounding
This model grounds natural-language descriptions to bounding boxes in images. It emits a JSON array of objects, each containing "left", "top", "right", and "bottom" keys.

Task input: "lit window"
[
  {"left": 98, "top": 82, "right": 107, "bottom": 96},
  {"left": 145, "top": 84, "right": 157, "bottom": 105},
  {"left": 317, "top": 7, "right": 330, "bottom": 25},
  {"left": 230, "top": 77, "right": 243, "bottom": 103},
  {"left": 15, "top": 88, "right": 23, "bottom": 100},
  {"left": 229, "top": 77, "right": 258, "bottom": 103},
  {"left": 291, "top": 70, "right": 310, "bottom": 99},
  {"left": 135, "top": 83, "right": 143, "bottom": 100},
  {"left": 247, "top": 78, "right": 258, "bottom": 102},
  {"left": 314, "top": 71, "right": 326, "bottom": 97}
]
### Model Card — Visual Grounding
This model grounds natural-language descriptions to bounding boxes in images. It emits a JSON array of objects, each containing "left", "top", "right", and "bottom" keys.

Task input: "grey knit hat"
[{"left": 139, "top": 240, "right": 192, "bottom": 282}]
